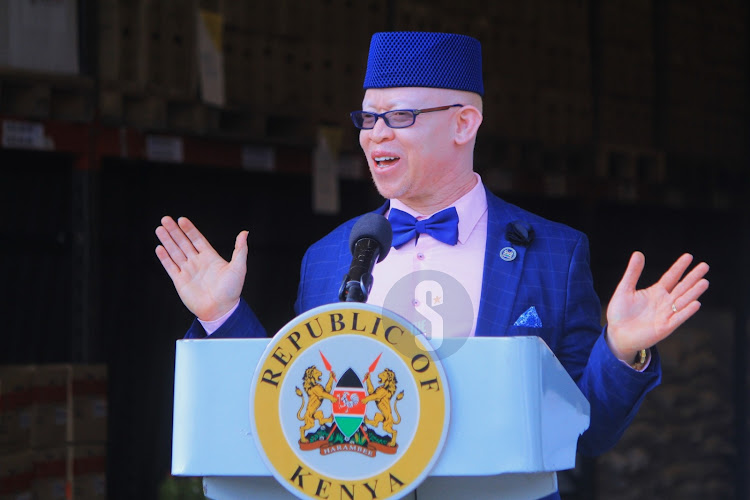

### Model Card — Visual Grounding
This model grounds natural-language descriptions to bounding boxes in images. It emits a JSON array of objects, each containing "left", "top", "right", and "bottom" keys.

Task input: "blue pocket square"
[{"left": 514, "top": 306, "right": 542, "bottom": 328}]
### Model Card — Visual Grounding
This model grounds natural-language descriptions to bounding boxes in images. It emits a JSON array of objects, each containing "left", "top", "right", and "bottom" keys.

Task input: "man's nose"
[{"left": 369, "top": 117, "right": 394, "bottom": 142}]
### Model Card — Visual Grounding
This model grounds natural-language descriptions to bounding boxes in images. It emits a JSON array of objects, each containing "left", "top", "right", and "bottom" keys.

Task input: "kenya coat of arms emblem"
[
  {"left": 250, "top": 304, "right": 449, "bottom": 500},
  {"left": 295, "top": 352, "right": 405, "bottom": 457}
]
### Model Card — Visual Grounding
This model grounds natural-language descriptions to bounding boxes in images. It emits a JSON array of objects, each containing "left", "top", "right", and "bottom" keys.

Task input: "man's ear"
[{"left": 454, "top": 106, "right": 483, "bottom": 145}]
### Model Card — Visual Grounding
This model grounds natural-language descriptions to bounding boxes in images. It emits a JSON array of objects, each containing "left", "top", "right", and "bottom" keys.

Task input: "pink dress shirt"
[{"left": 367, "top": 173, "right": 488, "bottom": 338}]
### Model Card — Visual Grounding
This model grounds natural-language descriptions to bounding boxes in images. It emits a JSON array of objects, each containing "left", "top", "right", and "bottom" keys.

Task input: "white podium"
[{"left": 172, "top": 328, "right": 589, "bottom": 499}]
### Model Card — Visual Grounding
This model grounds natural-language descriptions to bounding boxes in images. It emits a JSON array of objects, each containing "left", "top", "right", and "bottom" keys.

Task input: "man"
[{"left": 155, "top": 32, "right": 709, "bottom": 497}]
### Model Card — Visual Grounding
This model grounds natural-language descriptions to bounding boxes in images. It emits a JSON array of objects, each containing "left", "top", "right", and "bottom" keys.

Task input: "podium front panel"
[
  {"left": 172, "top": 336, "right": 588, "bottom": 477},
  {"left": 202, "top": 473, "right": 558, "bottom": 500}
]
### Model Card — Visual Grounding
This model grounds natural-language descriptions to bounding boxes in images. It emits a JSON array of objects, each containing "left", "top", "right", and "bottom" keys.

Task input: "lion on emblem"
[
  {"left": 295, "top": 366, "right": 337, "bottom": 443},
  {"left": 361, "top": 369, "right": 404, "bottom": 446}
]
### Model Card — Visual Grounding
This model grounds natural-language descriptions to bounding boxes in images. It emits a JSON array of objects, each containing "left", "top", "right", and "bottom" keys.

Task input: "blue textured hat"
[{"left": 363, "top": 32, "right": 484, "bottom": 96}]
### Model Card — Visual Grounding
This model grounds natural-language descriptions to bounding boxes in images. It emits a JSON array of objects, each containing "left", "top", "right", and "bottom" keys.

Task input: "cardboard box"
[
  {"left": 31, "top": 366, "right": 69, "bottom": 450},
  {"left": 32, "top": 447, "right": 67, "bottom": 500},
  {"left": 98, "top": 0, "right": 149, "bottom": 89},
  {"left": 0, "top": 450, "right": 33, "bottom": 500},
  {"left": 70, "top": 366, "right": 107, "bottom": 445},
  {"left": 0, "top": 366, "right": 34, "bottom": 452},
  {"left": 33, "top": 444, "right": 106, "bottom": 500},
  {"left": 71, "top": 445, "right": 106, "bottom": 500},
  {"left": 97, "top": 0, "right": 148, "bottom": 90},
  {"left": 31, "top": 364, "right": 108, "bottom": 449},
  {"left": 599, "top": 95, "right": 654, "bottom": 148},
  {"left": 152, "top": 0, "right": 199, "bottom": 99},
  {"left": 224, "top": 31, "right": 275, "bottom": 110},
  {"left": 0, "top": 0, "right": 79, "bottom": 74}
]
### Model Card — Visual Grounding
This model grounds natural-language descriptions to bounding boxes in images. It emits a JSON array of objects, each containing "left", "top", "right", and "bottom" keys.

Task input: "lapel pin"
[{"left": 500, "top": 247, "right": 517, "bottom": 262}]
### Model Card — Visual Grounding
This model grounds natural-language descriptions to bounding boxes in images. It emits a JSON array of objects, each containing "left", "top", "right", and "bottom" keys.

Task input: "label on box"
[
  {"left": 19, "top": 409, "right": 31, "bottom": 429},
  {"left": 92, "top": 400, "right": 107, "bottom": 419},
  {"left": 54, "top": 407, "right": 67, "bottom": 426},
  {"left": 146, "top": 135, "right": 184, "bottom": 163},
  {"left": 241, "top": 145, "right": 275, "bottom": 171},
  {"left": 197, "top": 9, "right": 225, "bottom": 106},
  {"left": 1, "top": 120, "right": 51, "bottom": 150},
  {"left": 52, "top": 479, "right": 66, "bottom": 498}
]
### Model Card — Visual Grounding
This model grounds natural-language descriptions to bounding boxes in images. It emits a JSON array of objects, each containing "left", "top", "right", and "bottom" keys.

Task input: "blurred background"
[{"left": 0, "top": 0, "right": 746, "bottom": 498}]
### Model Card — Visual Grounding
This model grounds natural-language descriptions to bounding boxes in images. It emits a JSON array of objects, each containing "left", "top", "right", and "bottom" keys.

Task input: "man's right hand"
[{"left": 155, "top": 216, "right": 248, "bottom": 321}]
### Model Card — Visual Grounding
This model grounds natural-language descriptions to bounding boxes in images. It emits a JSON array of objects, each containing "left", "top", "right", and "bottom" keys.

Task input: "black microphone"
[{"left": 338, "top": 213, "right": 393, "bottom": 303}]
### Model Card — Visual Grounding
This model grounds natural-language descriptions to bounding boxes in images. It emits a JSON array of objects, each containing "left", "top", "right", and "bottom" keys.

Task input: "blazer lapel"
[{"left": 475, "top": 189, "right": 529, "bottom": 337}]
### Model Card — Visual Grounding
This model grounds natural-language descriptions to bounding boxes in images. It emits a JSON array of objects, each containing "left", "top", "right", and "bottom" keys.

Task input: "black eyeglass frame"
[{"left": 350, "top": 104, "right": 464, "bottom": 130}]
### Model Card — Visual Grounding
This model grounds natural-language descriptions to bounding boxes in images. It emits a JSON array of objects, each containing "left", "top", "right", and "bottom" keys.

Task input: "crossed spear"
[{"left": 318, "top": 351, "right": 382, "bottom": 383}]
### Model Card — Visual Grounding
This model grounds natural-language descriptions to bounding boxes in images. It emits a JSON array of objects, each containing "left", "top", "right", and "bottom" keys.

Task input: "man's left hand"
[{"left": 606, "top": 251, "right": 710, "bottom": 363}]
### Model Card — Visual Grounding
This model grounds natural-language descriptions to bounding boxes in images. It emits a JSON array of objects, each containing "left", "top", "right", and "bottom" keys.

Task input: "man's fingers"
[
  {"left": 673, "top": 277, "right": 710, "bottom": 311},
  {"left": 155, "top": 224, "right": 188, "bottom": 264},
  {"left": 657, "top": 253, "right": 695, "bottom": 293},
  {"left": 160, "top": 216, "right": 199, "bottom": 258},
  {"left": 178, "top": 217, "right": 214, "bottom": 254},
  {"left": 155, "top": 244, "right": 182, "bottom": 281},
  {"left": 614, "top": 251, "right": 646, "bottom": 295},
  {"left": 668, "top": 300, "right": 702, "bottom": 332},
  {"left": 670, "top": 261, "right": 710, "bottom": 299}
]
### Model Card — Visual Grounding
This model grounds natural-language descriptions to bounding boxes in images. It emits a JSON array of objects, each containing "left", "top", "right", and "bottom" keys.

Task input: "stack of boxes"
[
  {"left": 598, "top": 0, "right": 656, "bottom": 150},
  {"left": 665, "top": 0, "right": 747, "bottom": 160},
  {"left": 0, "top": 365, "right": 107, "bottom": 500},
  {"left": 98, "top": 0, "right": 200, "bottom": 129},
  {"left": 660, "top": 0, "right": 747, "bottom": 208},
  {"left": 220, "top": 0, "right": 383, "bottom": 139},
  {"left": 471, "top": 0, "right": 593, "bottom": 148},
  {"left": 0, "top": 366, "right": 34, "bottom": 500},
  {"left": 407, "top": 0, "right": 595, "bottom": 195},
  {"left": 595, "top": 0, "right": 660, "bottom": 201},
  {"left": 96, "top": 0, "right": 387, "bottom": 141},
  {"left": 5, "top": 0, "right": 745, "bottom": 195},
  {"left": 535, "top": 0, "right": 593, "bottom": 148}
]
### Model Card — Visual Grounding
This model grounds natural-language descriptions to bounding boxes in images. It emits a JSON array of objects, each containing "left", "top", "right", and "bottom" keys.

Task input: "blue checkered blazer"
[{"left": 187, "top": 188, "right": 661, "bottom": 457}]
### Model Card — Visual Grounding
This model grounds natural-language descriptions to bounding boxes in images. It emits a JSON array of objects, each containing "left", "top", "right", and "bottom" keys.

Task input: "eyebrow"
[{"left": 361, "top": 102, "right": 420, "bottom": 111}]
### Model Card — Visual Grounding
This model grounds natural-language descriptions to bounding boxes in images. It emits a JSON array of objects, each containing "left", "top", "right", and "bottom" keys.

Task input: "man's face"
[{"left": 359, "top": 87, "right": 465, "bottom": 210}]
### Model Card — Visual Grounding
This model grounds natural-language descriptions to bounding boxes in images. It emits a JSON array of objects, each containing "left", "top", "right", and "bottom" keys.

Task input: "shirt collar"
[{"left": 388, "top": 173, "right": 488, "bottom": 245}]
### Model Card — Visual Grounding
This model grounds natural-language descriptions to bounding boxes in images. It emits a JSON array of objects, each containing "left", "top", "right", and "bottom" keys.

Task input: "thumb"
[
  {"left": 230, "top": 230, "right": 249, "bottom": 268},
  {"left": 614, "top": 251, "right": 645, "bottom": 297}
]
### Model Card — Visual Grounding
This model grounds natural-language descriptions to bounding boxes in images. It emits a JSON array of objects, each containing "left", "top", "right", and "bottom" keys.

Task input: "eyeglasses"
[{"left": 350, "top": 104, "right": 464, "bottom": 130}]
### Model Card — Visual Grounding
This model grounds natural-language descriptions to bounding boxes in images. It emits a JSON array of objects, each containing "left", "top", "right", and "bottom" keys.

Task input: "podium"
[{"left": 171, "top": 305, "right": 590, "bottom": 500}]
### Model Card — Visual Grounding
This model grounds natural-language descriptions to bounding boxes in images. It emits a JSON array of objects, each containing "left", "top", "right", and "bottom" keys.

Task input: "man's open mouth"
[{"left": 374, "top": 156, "right": 400, "bottom": 167}]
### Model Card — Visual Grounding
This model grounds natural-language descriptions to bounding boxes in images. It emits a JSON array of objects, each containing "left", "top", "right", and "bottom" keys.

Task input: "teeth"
[{"left": 374, "top": 156, "right": 398, "bottom": 163}]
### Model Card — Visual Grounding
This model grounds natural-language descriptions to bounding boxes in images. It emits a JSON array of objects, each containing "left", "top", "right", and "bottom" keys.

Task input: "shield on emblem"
[{"left": 332, "top": 368, "right": 367, "bottom": 440}]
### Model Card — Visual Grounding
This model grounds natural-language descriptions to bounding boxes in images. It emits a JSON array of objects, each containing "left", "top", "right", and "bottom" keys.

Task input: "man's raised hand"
[
  {"left": 155, "top": 216, "right": 248, "bottom": 321},
  {"left": 606, "top": 251, "right": 710, "bottom": 363}
]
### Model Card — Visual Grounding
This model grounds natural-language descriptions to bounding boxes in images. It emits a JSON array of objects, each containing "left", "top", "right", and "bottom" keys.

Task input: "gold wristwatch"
[{"left": 630, "top": 349, "right": 648, "bottom": 370}]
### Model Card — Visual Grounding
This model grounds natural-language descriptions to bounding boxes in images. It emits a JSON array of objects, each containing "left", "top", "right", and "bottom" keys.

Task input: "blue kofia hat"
[{"left": 363, "top": 32, "right": 484, "bottom": 96}]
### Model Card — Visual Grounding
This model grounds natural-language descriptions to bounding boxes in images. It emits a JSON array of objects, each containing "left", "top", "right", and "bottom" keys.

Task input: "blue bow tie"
[{"left": 389, "top": 207, "right": 459, "bottom": 248}]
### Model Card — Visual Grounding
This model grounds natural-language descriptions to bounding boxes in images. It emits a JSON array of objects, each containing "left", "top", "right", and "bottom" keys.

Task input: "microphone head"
[{"left": 349, "top": 213, "right": 393, "bottom": 262}]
